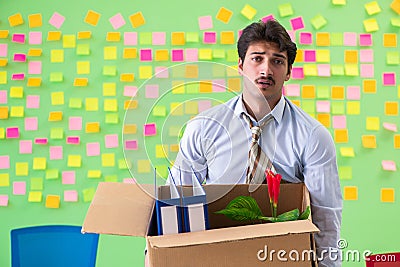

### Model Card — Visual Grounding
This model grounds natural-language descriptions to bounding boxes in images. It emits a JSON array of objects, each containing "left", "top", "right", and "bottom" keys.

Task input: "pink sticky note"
[
  {"left": 304, "top": 50, "right": 316, "bottom": 62},
  {"left": 143, "top": 123, "right": 157, "bottom": 136},
  {"left": 0, "top": 195, "right": 8, "bottom": 206},
  {"left": 35, "top": 138, "right": 48, "bottom": 145},
  {"left": 12, "top": 34, "right": 25, "bottom": 44},
  {"left": 145, "top": 84, "right": 159, "bottom": 98},
  {"left": 261, "top": 14, "right": 275, "bottom": 23},
  {"left": 12, "top": 73, "right": 25, "bottom": 80},
  {"left": 123, "top": 86, "right": 138, "bottom": 97},
  {"left": 360, "top": 49, "right": 374, "bottom": 62},
  {"left": 316, "top": 101, "right": 330, "bottom": 113},
  {"left": 198, "top": 100, "right": 212, "bottom": 113},
  {"left": 198, "top": 15, "right": 213, "bottom": 30},
  {"left": 346, "top": 86, "right": 360, "bottom": 100},
  {"left": 69, "top": 117, "right": 82, "bottom": 130},
  {"left": 86, "top": 142, "right": 100, "bottom": 156},
  {"left": 212, "top": 79, "right": 226, "bottom": 92},
  {"left": 291, "top": 67, "right": 304, "bottom": 79},
  {"left": 29, "top": 32, "right": 42, "bottom": 45},
  {"left": 50, "top": 146, "right": 63, "bottom": 160},
  {"left": 383, "top": 73, "right": 396, "bottom": 86},
  {"left": 332, "top": 115, "right": 347, "bottom": 129},
  {"left": 6, "top": 127, "right": 19, "bottom": 139},
  {"left": 284, "top": 84, "right": 300, "bottom": 96},
  {"left": 155, "top": 67, "right": 169, "bottom": 78},
  {"left": 123, "top": 178, "right": 137, "bottom": 184},
  {"left": 203, "top": 32, "right": 216, "bottom": 44},
  {"left": 26, "top": 95, "right": 40, "bottom": 109},
  {"left": 0, "top": 156, "right": 10, "bottom": 169},
  {"left": 125, "top": 140, "right": 138, "bottom": 150},
  {"left": 49, "top": 12, "right": 65, "bottom": 29},
  {"left": 28, "top": 61, "right": 42, "bottom": 75},
  {"left": 317, "top": 64, "right": 331, "bottom": 77},
  {"left": 13, "top": 53, "right": 26, "bottom": 62},
  {"left": 359, "top": 33, "right": 372, "bottom": 46},
  {"left": 64, "top": 190, "right": 78, "bottom": 202},
  {"left": 299, "top": 32, "right": 313, "bottom": 45},
  {"left": 62, "top": 171, "right": 76, "bottom": 184},
  {"left": 0, "top": 44, "right": 7, "bottom": 57},
  {"left": 152, "top": 32, "right": 166, "bottom": 45},
  {"left": 360, "top": 64, "right": 374, "bottom": 78},
  {"left": 13, "top": 181, "right": 26, "bottom": 195},
  {"left": 19, "top": 140, "right": 33, "bottom": 154},
  {"left": 105, "top": 134, "right": 119, "bottom": 148},
  {"left": 344, "top": 32, "right": 357, "bottom": 46},
  {"left": 25, "top": 117, "right": 38, "bottom": 131},
  {"left": 383, "top": 122, "right": 397, "bottom": 132},
  {"left": 185, "top": 48, "right": 198, "bottom": 62},
  {"left": 290, "top": 16, "right": 305, "bottom": 31},
  {"left": 287, "top": 30, "right": 296, "bottom": 42},
  {"left": 382, "top": 160, "right": 396, "bottom": 171},
  {"left": 124, "top": 32, "right": 137, "bottom": 45},
  {"left": 66, "top": 136, "right": 80, "bottom": 144},
  {"left": 109, "top": 13, "right": 126, "bottom": 30},
  {"left": 171, "top": 49, "right": 184, "bottom": 62},
  {"left": 140, "top": 49, "right": 152, "bottom": 61},
  {"left": 0, "top": 90, "right": 8, "bottom": 104}
]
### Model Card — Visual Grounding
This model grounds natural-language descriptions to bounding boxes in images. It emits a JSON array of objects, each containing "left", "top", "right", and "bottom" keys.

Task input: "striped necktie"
[{"left": 243, "top": 113, "right": 275, "bottom": 184}]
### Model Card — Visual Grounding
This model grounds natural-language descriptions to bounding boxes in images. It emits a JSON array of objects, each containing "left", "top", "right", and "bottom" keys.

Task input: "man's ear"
[
  {"left": 285, "top": 65, "right": 292, "bottom": 81},
  {"left": 238, "top": 58, "right": 243, "bottom": 75}
]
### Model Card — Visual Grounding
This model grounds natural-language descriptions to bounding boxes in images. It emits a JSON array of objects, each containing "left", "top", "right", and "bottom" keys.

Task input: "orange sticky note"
[
  {"left": 185, "top": 65, "right": 199, "bottom": 78},
  {"left": 8, "top": 13, "right": 24, "bottom": 27},
  {"left": 129, "top": 12, "right": 145, "bottom": 28},
  {"left": 394, "top": 135, "right": 400, "bottom": 148},
  {"left": 334, "top": 129, "right": 348, "bottom": 143},
  {"left": 45, "top": 195, "right": 60, "bottom": 208},
  {"left": 0, "top": 30, "right": 9, "bottom": 39},
  {"left": 123, "top": 124, "right": 137, "bottom": 134},
  {"left": 28, "top": 48, "right": 42, "bottom": 56},
  {"left": 381, "top": 188, "right": 395, "bottom": 202},
  {"left": 295, "top": 50, "right": 304, "bottom": 63},
  {"left": 123, "top": 48, "right": 137, "bottom": 59},
  {"left": 344, "top": 50, "right": 358, "bottom": 63},
  {"left": 27, "top": 77, "right": 42, "bottom": 87},
  {"left": 316, "top": 32, "right": 330, "bottom": 46},
  {"left": 0, "top": 59, "right": 8, "bottom": 67},
  {"left": 227, "top": 78, "right": 241, "bottom": 92},
  {"left": 0, "top": 107, "right": 8, "bottom": 119},
  {"left": 85, "top": 10, "right": 101, "bottom": 26},
  {"left": 363, "top": 80, "right": 376, "bottom": 93},
  {"left": 171, "top": 32, "right": 185, "bottom": 45},
  {"left": 390, "top": 0, "right": 400, "bottom": 15},
  {"left": 86, "top": 122, "right": 100, "bottom": 133},
  {"left": 220, "top": 31, "right": 235, "bottom": 44},
  {"left": 124, "top": 100, "right": 138, "bottom": 110},
  {"left": 47, "top": 31, "right": 61, "bottom": 41},
  {"left": 343, "top": 186, "right": 358, "bottom": 200},
  {"left": 317, "top": 114, "right": 330, "bottom": 128},
  {"left": 199, "top": 81, "right": 212, "bottom": 93},
  {"left": 362, "top": 135, "right": 377, "bottom": 148},
  {"left": 385, "top": 101, "right": 398, "bottom": 116},
  {"left": 155, "top": 49, "right": 169, "bottom": 61},
  {"left": 48, "top": 111, "right": 63, "bottom": 121},
  {"left": 383, "top": 33, "right": 397, "bottom": 47},
  {"left": 28, "top": 13, "right": 42, "bottom": 28},
  {"left": 74, "top": 78, "right": 88, "bottom": 86},
  {"left": 170, "top": 144, "right": 179, "bottom": 152},
  {"left": 106, "top": 32, "right": 121, "bottom": 42},
  {"left": 120, "top": 73, "right": 134, "bottom": 82},
  {"left": 216, "top": 7, "right": 233, "bottom": 23},
  {"left": 331, "top": 86, "right": 345, "bottom": 99},
  {"left": 302, "top": 85, "right": 316, "bottom": 99},
  {"left": 78, "top": 31, "right": 91, "bottom": 39}
]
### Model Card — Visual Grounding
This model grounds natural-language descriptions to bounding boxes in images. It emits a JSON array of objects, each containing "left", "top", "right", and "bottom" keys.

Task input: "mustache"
[{"left": 255, "top": 75, "right": 275, "bottom": 84}]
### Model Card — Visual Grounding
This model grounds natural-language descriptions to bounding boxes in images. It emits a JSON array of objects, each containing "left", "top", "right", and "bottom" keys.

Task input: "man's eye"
[
  {"left": 274, "top": 59, "right": 284, "bottom": 64},
  {"left": 252, "top": 57, "right": 262, "bottom": 62}
]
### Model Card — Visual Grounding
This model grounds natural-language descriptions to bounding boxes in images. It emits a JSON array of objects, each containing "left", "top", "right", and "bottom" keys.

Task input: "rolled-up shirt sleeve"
[{"left": 302, "top": 125, "right": 343, "bottom": 267}]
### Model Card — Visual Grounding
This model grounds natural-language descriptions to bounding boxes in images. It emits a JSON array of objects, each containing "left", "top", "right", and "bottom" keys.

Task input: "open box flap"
[
  {"left": 82, "top": 182, "right": 154, "bottom": 237},
  {"left": 148, "top": 219, "right": 319, "bottom": 248}
]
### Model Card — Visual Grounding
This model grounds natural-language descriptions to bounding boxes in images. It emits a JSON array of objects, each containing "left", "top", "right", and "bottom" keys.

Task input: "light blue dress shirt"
[{"left": 170, "top": 94, "right": 343, "bottom": 267}]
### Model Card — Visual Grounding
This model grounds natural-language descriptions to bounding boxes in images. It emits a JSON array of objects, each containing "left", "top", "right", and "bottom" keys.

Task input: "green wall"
[{"left": 1, "top": 0, "right": 399, "bottom": 266}]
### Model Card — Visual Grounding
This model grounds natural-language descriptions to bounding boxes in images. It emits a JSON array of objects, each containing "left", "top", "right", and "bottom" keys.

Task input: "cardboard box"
[{"left": 82, "top": 182, "right": 319, "bottom": 267}]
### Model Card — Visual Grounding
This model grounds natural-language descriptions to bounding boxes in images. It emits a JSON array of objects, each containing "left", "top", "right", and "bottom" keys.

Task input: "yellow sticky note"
[
  {"left": 86, "top": 122, "right": 100, "bottom": 133},
  {"left": 10, "top": 106, "right": 24, "bottom": 117},
  {"left": 102, "top": 153, "right": 115, "bottom": 167},
  {"left": 51, "top": 92, "right": 64, "bottom": 105},
  {"left": 363, "top": 79, "right": 376, "bottom": 93},
  {"left": 366, "top": 117, "right": 380, "bottom": 130},
  {"left": 381, "top": 188, "right": 395, "bottom": 202},
  {"left": 63, "top": 35, "right": 76, "bottom": 48},
  {"left": 45, "top": 195, "right": 60, "bottom": 208},
  {"left": 0, "top": 30, "right": 9, "bottom": 38},
  {"left": 303, "top": 64, "right": 318, "bottom": 76},
  {"left": 0, "top": 128, "right": 4, "bottom": 139},
  {"left": 347, "top": 101, "right": 360, "bottom": 115},
  {"left": 84, "top": 10, "right": 101, "bottom": 26},
  {"left": 16, "top": 162, "right": 29, "bottom": 176},
  {"left": 0, "top": 59, "right": 8, "bottom": 67},
  {"left": 362, "top": 135, "right": 377, "bottom": 148},
  {"left": 51, "top": 49, "right": 64, "bottom": 62},
  {"left": 28, "top": 191, "right": 42, "bottom": 202},
  {"left": 332, "top": 0, "right": 346, "bottom": 5},
  {"left": 0, "top": 173, "right": 10, "bottom": 187},
  {"left": 104, "top": 46, "right": 117, "bottom": 60},
  {"left": 107, "top": 32, "right": 121, "bottom": 42},
  {"left": 316, "top": 50, "right": 330, "bottom": 62},
  {"left": 120, "top": 73, "right": 134, "bottom": 82},
  {"left": 129, "top": 12, "right": 145, "bottom": 28},
  {"left": 331, "top": 86, "right": 345, "bottom": 99},
  {"left": 302, "top": 85, "right": 316, "bottom": 99},
  {"left": 334, "top": 129, "right": 348, "bottom": 143},
  {"left": 340, "top": 147, "right": 355, "bottom": 157},
  {"left": 8, "top": 13, "right": 24, "bottom": 26},
  {"left": 344, "top": 50, "right": 358, "bottom": 63},
  {"left": 343, "top": 186, "right": 358, "bottom": 200},
  {"left": 104, "top": 99, "right": 118, "bottom": 112},
  {"left": 185, "top": 101, "right": 198, "bottom": 114},
  {"left": 156, "top": 145, "right": 168, "bottom": 158},
  {"left": 172, "top": 81, "right": 185, "bottom": 94},
  {"left": 28, "top": 13, "right": 42, "bottom": 28},
  {"left": 123, "top": 48, "right": 137, "bottom": 59},
  {"left": 363, "top": 18, "right": 379, "bottom": 32},
  {"left": 383, "top": 33, "right": 397, "bottom": 47},
  {"left": 316, "top": 33, "right": 330, "bottom": 46},
  {"left": 85, "top": 98, "right": 98, "bottom": 111},
  {"left": 365, "top": 1, "right": 381, "bottom": 15},
  {"left": 28, "top": 48, "right": 42, "bottom": 56},
  {"left": 241, "top": 4, "right": 257, "bottom": 20},
  {"left": 139, "top": 66, "right": 152, "bottom": 79},
  {"left": 171, "top": 32, "right": 185, "bottom": 45},
  {"left": 216, "top": 7, "right": 233, "bottom": 23},
  {"left": 199, "top": 49, "right": 212, "bottom": 60},
  {"left": 155, "top": 49, "right": 169, "bottom": 61},
  {"left": 48, "top": 111, "right": 63, "bottom": 121},
  {"left": 103, "top": 83, "right": 116, "bottom": 96},
  {"left": 0, "top": 107, "right": 8, "bottom": 119},
  {"left": 77, "top": 61, "right": 90, "bottom": 74},
  {"left": 124, "top": 100, "right": 138, "bottom": 110},
  {"left": 88, "top": 170, "right": 102, "bottom": 178},
  {"left": 47, "top": 31, "right": 61, "bottom": 41},
  {"left": 344, "top": 64, "right": 359, "bottom": 76},
  {"left": 123, "top": 124, "right": 137, "bottom": 134},
  {"left": 33, "top": 158, "right": 46, "bottom": 170},
  {"left": 170, "top": 103, "right": 184, "bottom": 116},
  {"left": 385, "top": 101, "right": 398, "bottom": 116},
  {"left": 68, "top": 155, "right": 82, "bottom": 167},
  {"left": 220, "top": 31, "right": 235, "bottom": 45},
  {"left": 10, "top": 87, "right": 23, "bottom": 98},
  {"left": 74, "top": 78, "right": 88, "bottom": 87},
  {"left": 137, "top": 159, "right": 150, "bottom": 173},
  {"left": 0, "top": 71, "right": 7, "bottom": 84},
  {"left": 27, "top": 78, "right": 42, "bottom": 87},
  {"left": 78, "top": 31, "right": 91, "bottom": 39}
]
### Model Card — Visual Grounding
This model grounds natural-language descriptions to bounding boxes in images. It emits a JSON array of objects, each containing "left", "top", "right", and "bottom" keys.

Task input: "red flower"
[{"left": 265, "top": 170, "right": 282, "bottom": 218}]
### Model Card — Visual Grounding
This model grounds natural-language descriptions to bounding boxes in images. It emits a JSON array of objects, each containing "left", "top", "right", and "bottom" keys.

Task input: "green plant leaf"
[
  {"left": 215, "top": 208, "right": 262, "bottom": 221},
  {"left": 215, "top": 196, "right": 263, "bottom": 221},
  {"left": 276, "top": 208, "right": 300, "bottom": 222},
  {"left": 298, "top": 206, "right": 311, "bottom": 220}
]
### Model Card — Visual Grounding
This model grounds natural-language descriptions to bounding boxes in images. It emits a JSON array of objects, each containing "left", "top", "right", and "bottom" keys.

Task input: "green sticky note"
[
  {"left": 153, "top": 105, "right": 167, "bottom": 117},
  {"left": 301, "top": 100, "right": 315, "bottom": 114},
  {"left": 105, "top": 175, "right": 118, "bottom": 182},
  {"left": 139, "top": 32, "right": 152, "bottom": 45},
  {"left": 331, "top": 33, "right": 343, "bottom": 46},
  {"left": 226, "top": 49, "right": 238, "bottom": 62},
  {"left": 83, "top": 188, "right": 96, "bottom": 202},
  {"left": 50, "top": 72, "right": 63, "bottom": 82},
  {"left": 50, "top": 128, "right": 64, "bottom": 139},
  {"left": 186, "top": 32, "right": 199, "bottom": 43},
  {"left": 339, "top": 166, "right": 352, "bottom": 180},
  {"left": 103, "top": 66, "right": 117, "bottom": 76},
  {"left": 278, "top": 3, "right": 294, "bottom": 17},
  {"left": 186, "top": 83, "right": 199, "bottom": 94},
  {"left": 391, "top": 17, "right": 400, "bottom": 27},
  {"left": 344, "top": 64, "right": 359, "bottom": 76},
  {"left": 76, "top": 44, "right": 90, "bottom": 55},
  {"left": 69, "top": 98, "right": 82, "bottom": 109},
  {"left": 311, "top": 14, "right": 327, "bottom": 30},
  {"left": 212, "top": 65, "right": 226, "bottom": 77},
  {"left": 213, "top": 49, "right": 225, "bottom": 59},
  {"left": 331, "top": 102, "right": 345, "bottom": 114},
  {"left": 45, "top": 169, "right": 59, "bottom": 180},
  {"left": 155, "top": 165, "right": 168, "bottom": 178},
  {"left": 317, "top": 86, "right": 330, "bottom": 99},
  {"left": 118, "top": 159, "right": 128, "bottom": 169},
  {"left": 105, "top": 113, "right": 119, "bottom": 124},
  {"left": 30, "top": 177, "right": 43, "bottom": 190},
  {"left": 331, "top": 64, "right": 345, "bottom": 76},
  {"left": 386, "top": 51, "right": 400, "bottom": 65},
  {"left": 169, "top": 126, "right": 181, "bottom": 137},
  {"left": 171, "top": 65, "right": 185, "bottom": 78}
]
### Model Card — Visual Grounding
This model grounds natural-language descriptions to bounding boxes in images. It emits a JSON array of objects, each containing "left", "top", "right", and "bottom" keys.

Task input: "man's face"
[{"left": 238, "top": 41, "right": 291, "bottom": 108}]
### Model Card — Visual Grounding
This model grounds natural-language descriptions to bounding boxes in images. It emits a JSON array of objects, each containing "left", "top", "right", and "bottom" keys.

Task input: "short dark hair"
[{"left": 237, "top": 20, "right": 297, "bottom": 72}]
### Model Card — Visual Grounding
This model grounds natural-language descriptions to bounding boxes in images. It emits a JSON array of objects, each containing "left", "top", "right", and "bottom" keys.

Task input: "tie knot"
[{"left": 251, "top": 126, "right": 261, "bottom": 141}]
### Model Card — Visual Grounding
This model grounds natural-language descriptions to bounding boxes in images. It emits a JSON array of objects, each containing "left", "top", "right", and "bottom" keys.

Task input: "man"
[{"left": 169, "top": 20, "right": 342, "bottom": 266}]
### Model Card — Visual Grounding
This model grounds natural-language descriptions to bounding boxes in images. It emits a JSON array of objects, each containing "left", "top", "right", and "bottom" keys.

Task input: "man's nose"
[{"left": 260, "top": 62, "right": 273, "bottom": 76}]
